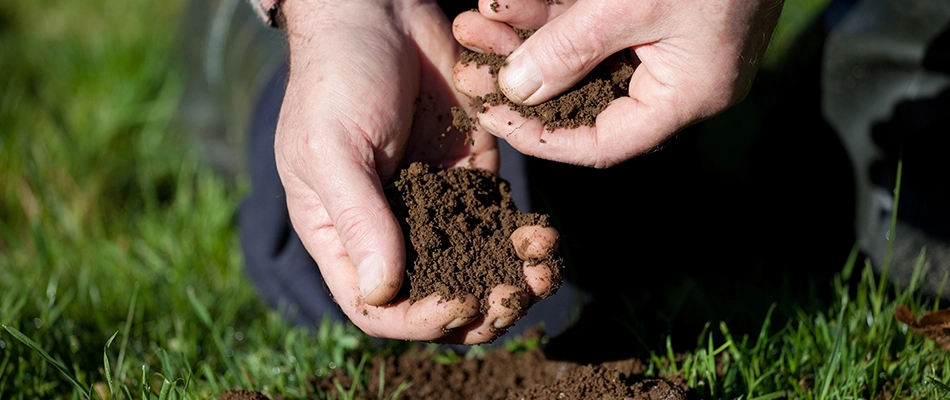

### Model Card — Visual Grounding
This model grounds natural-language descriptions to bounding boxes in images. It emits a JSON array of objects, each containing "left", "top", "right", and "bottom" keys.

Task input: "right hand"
[
  {"left": 452, "top": 0, "right": 784, "bottom": 168},
  {"left": 274, "top": 0, "right": 561, "bottom": 344}
]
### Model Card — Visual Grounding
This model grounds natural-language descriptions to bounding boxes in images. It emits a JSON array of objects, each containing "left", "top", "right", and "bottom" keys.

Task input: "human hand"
[
  {"left": 274, "top": 0, "right": 560, "bottom": 344},
  {"left": 453, "top": 0, "right": 784, "bottom": 167}
]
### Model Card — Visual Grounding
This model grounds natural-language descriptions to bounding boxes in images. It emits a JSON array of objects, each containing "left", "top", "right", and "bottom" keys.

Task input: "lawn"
[{"left": 1, "top": 0, "right": 948, "bottom": 399}]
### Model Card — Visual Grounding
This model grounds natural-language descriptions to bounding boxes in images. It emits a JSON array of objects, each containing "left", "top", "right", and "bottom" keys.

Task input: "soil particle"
[
  {"left": 513, "top": 27, "right": 536, "bottom": 39},
  {"left": 461, "top": 50, "right": 635, "bottom": 130},
  {"left": 385, "top": 162, "right": 562, "bottom": 315},
  {"left": 450, "top": 105, "right": 477, "bottom": 138}
]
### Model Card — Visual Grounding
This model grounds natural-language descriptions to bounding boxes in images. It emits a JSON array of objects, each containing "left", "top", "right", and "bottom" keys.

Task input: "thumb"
[
  {"left": 497, "top": 5, "right": 624, "bottom": 106},
  {"left": 315, "top": 159, "right": 406, "bottom": 307}
]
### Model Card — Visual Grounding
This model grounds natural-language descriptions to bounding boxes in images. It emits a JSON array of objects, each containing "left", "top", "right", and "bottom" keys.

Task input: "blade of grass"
[
  {"left": 377, "top": 362, "right": 385, "bottom": 400},
  {"left": 186, "top": 287, "right": 252, "bottom": 388},
  {"left": 158, "top": 377, "right": 172, "bottom": 400},
  {"left": 747, "top": 392, "right": 786, "bottom": 400},
  {"left": 817, "top": 295, "right": 848, "bottom": 400},
  {"left": 877, "top": 156, "right": 903, "bottom": 310},
  {"left": 2, "top": 324, "right": 91, "bottom": 398},
  {"left": 141, "top": 364, "right": 150, "bottom": 399},
  {"left": 103, "top": 331, "right": 118, "bottom": 398},
  {"left": 390, "top": 380, "right": 412, "bottom": 400},
  {"left": 116, "top": 286, "right": 138, "bottom": 384},
  {"left": 928, "top": 376, "right": 950, "bottom": 398}
]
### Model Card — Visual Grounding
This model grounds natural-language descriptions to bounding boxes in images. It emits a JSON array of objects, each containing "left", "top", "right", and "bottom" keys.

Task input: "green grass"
[
  {"left": 1, "top": 0, "right": 949, "bottom": 399},
  {"left": 649, "top": 251, "right": 950, "bottom": 399}
]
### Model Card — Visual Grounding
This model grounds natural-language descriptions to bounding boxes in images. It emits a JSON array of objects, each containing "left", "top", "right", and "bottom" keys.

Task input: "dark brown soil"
[
  {"left": 460, "top": 50, "right": 635, "bottom": 130},
  {"left": 219, "top": 331, "right": 691, "bottom": 400},
  {"left": 310, "top": 342, "right": 689, "bottom": 400},
  {"left": 384, "top": 162, "right": 561, "bottom": 315}
]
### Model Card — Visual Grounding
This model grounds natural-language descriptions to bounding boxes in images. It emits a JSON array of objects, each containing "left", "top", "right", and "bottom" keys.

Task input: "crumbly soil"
[
  {"left": 219, "top": 330, "right": 691, "bottom": 400},
  {"left": 310, "top": 338, "right": 690, "bottom": 400},
  {"left": 384, "top": 161, "right": 561, "bottom": 315},
  {"left": 459, "top": 50, "right": 635, "bottom": 130}
]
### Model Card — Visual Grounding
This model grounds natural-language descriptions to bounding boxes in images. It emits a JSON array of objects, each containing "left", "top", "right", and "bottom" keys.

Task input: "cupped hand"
[
  {"left": 274, "top": 0, "right": 560, "bottom": 344},
  {"left": 453, "top": 0, "right": 784, "bottom": 168}
]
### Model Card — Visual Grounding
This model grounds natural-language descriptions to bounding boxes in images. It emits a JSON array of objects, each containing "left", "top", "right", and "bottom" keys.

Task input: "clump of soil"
[
  {"left": 385, "top": 162, "right": 561, "bottom": 314},
  {"left": 460, "top": 50, "right": 635, "bottom": 130}
]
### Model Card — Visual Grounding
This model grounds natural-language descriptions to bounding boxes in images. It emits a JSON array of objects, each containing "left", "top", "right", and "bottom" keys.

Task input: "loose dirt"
[
  {"left": 460, "top": 50, "right": 635, "bottom": 130},
  {"left": 385, "top": 162, "right": 561, "bottom": 314},
  {"left": 311, "top": 337, "right": 690, "bottom": 400},
  {"left": 219, "top": 330, "right": 691, "bottom": 400}
]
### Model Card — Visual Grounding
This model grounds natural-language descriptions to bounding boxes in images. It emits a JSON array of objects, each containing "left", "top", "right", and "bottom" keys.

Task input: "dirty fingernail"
[
  {"left": 356, "top": 253, "right": 384, "bottom": 299},
  {"left": 500, "top": 49, "right": 541, "bottom": 104}
]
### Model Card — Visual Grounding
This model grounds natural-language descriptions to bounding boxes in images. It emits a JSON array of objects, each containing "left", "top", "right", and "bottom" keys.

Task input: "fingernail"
[
  {"left": 356, "top": 253, "right": 384, "bottom": 299},
  {"left": 493, "top": 316, "right": 515, "bottom": 329},
  {"left": 500, "top": 49, "right": 542, "bottom": 104},
  {"left": 445, "top": 317, "right": 470, "bottom": 330}
]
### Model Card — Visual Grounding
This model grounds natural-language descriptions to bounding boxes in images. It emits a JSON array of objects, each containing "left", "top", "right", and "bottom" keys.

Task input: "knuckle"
[
  {"left": 333, "top": 204, "right": 380, "bottom": 249},
  {"left": 540, "top": 25, "right": 603, "bottom": 75}
]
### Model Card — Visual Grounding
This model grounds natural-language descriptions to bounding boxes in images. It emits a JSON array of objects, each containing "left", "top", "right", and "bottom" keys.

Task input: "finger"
[
  {"left": 478, "top": 0, "right": 576, "bottom": 29},
  {"left": 355, "top": 293, "right": 483, "bottom": 341},
  {"left": 510, "top": 225, "right": 559, "bottom": 260},
  {"left": 476, "top": 90, "right": 676, "bottom": 168},
  {"left": 296, "top": 144, "right": 408, "bottom": 306},
  {"left": 292, "top": 198, "right": 486, "bottom": 342},
  {"left": 523, "top": 261, "right": 559, "bottom": 300},
  {"left": 497, "top": 3, "right": 639, "bottom": 105},
  {"left": 452, "top": 10, "right": 523, "bottom": 55},
  {"left": 441, "top": 285, "right": 528, "bottom": 344},
  {"left": 453, "top": 60, "right": 499, "bottom": 98}
]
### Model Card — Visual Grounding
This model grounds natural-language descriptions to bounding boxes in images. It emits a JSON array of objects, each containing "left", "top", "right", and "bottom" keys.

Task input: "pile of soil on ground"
[
  {"left": 219, "top": 332, "right": 691, "bottom": 400},
  {"left": 385, "top": 162, "right": 561, "bottom": 314},
  {"left": 459, "top": 50, "right": 635, "bottom": 130},
  {"left": 312, "top": 344, "right": 689, "bottom": 400}
]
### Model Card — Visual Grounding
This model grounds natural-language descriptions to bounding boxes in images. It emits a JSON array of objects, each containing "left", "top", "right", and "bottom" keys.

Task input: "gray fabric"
[{"left": 823, "top": 0, "right": 950, "bottom": 297}]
